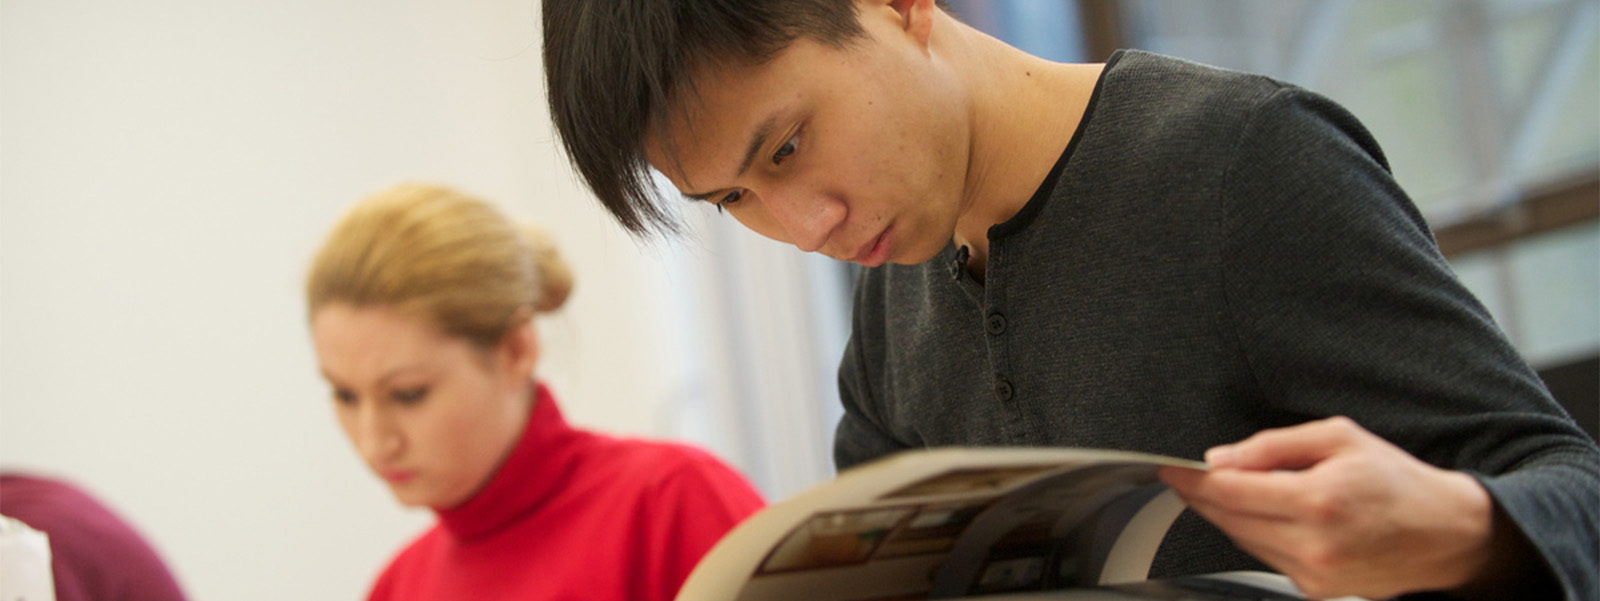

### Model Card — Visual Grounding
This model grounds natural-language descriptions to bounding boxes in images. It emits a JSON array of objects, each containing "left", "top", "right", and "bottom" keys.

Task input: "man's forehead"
[
  {"left": 640, "top": 128, "right": 699, "bottom": 194},
  {"left": 643, "top": 78, "right": 762, "bottom": 192}
]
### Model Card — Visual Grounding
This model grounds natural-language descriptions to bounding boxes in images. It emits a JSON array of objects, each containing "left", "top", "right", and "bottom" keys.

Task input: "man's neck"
[{"left": 944, "top": 20, "right": 1104, "bottom": 276}]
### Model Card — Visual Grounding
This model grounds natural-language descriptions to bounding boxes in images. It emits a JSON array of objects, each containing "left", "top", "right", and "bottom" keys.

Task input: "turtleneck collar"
[{"left": 436, "top": 382, "right": 587, "bottom": 542}]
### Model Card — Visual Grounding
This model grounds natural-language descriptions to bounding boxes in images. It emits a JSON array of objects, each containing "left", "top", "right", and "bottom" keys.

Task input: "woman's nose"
[{"left": 354, "top": 406, "right": 402, "bottom": 462}]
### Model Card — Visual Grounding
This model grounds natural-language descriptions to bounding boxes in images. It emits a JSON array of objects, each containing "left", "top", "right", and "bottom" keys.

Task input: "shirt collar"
[{"left": 436, "top": 382, "right": 587, "bottom": 541}]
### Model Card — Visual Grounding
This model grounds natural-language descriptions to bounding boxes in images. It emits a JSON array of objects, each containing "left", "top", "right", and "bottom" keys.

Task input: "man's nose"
[{"left": 762, "top": 187, "right": 845, "bottom": 254}]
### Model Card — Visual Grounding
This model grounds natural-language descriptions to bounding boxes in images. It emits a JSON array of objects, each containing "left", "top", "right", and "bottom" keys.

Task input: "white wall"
[{"left": 0, "top": 1, "right": 706, "bottom": 599}]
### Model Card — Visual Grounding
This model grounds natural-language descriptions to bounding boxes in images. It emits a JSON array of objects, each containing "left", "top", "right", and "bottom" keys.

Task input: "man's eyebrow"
[
  {"left": 737, "top": 113, "right": 779, "bottom": 177},
  {"left": 680, "top": 112, "right": 781, "bottom": 202}
]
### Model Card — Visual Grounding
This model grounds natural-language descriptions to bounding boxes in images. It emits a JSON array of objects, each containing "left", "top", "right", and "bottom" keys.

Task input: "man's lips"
[{"left": 851, "top": 226, "right": 893, "bottom": 266}]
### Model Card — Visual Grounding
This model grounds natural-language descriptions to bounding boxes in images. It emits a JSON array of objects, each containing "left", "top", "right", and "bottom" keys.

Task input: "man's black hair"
[{"left": 541, "top": 0, "right": 869, "bottom": 238}]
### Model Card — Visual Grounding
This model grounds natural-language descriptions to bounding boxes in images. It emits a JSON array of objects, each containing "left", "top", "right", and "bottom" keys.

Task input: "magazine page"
[
  {"left": 957, "top": 572, "right": 1313, "bottom": 600},
  {"left": 677, "top": 447, "right": 1206, "bottom": 601},
  {"left": 959, "top": 572, "right": 1376, "bottom": 601}
]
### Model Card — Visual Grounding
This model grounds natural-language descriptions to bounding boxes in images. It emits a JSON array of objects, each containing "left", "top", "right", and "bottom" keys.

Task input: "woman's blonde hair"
[{"left": 306, "top": 182, "right": 573, "bottom": 348}]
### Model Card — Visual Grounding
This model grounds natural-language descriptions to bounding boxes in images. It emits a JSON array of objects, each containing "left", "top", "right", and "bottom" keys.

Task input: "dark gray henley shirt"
[{"left": 836, "top": 50, "right": 1599, "bottom": 599}]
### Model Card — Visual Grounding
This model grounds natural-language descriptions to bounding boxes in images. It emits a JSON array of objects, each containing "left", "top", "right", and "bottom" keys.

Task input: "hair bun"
[{"left": 519, "top": 223, "right": 574, "bottom": 313}]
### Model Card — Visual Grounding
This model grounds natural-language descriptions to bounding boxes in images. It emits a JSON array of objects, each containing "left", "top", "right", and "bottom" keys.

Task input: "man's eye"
[
  {"left": 391, "top": 387, "right": 429, "bottom": 404},
  {"left": 332, "top": 389, "right": 357, "bottom": 405},
  {"left": 772, "top": 134, "right": 797, "bottom": 165},
  {"left": 716, "top": 190, "right": 744, "bottom": 213}
]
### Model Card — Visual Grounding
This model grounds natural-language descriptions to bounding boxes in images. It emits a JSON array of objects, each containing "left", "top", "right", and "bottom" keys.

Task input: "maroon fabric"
[
  {"left": 366, "top": 383, "right": 765, "bottom": 601},
  {"left": 0, "top": 473, "right": 188, "bottom": 601}
]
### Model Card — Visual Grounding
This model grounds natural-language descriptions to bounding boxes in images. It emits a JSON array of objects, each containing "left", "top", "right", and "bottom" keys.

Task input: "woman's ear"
[{"left": 497, "top": 308, "right": 539, "bottom": 382}]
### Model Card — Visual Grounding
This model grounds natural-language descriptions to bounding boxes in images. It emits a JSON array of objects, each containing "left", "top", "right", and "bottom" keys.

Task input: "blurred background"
[{"left": 1, "top": 1, "right": 1594, "bottom": 600}]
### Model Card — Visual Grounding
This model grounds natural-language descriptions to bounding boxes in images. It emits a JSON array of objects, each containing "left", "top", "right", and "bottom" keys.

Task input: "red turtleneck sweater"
[{"left": 365, "top": 384, "right": 764, "bottom": 601}]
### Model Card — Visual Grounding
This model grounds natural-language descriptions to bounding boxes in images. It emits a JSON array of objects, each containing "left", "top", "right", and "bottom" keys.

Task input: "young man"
[{"left": 541, "top": 0, "right": 1599, "bottom": 598}]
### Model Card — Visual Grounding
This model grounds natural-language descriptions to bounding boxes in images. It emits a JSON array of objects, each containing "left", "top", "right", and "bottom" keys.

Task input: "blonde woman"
[{"left": 306, "top": 183, "right": 764, "bottom": 601}]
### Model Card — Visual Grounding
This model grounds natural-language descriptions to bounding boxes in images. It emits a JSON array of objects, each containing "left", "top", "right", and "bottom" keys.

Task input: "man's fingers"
[
  {"left": 1207, "top": 416, "right": 1365, "bottom": 470},
  {"left": 1166, "top": 466, "right": 1355, "bottom": 522},
  {"left": 1178, "top": 489, "right": 1351, "bottom": 598}
]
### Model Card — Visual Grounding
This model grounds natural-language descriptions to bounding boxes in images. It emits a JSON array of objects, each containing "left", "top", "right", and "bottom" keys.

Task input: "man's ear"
[{"left": 888, "top": 0, "right": 936, "bottom": 48}]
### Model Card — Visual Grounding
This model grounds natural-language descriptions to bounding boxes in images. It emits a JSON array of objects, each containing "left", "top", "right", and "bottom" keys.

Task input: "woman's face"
[{"left": 310, "top": 303, "right": 533, "bottom": 509}]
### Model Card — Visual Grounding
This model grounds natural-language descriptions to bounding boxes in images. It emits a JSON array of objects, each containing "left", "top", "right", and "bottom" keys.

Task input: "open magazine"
[{"left": 678, "top": 447, "right": 1338, "bottom": 601}]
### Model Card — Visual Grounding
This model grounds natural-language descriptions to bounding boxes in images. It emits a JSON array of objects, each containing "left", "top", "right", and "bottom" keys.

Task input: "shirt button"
[
  {"left": 994, "top": 378, "right": 1014, "bottom": 402},
  {"left": 985, "top": 313, "right": 1007, "bottom": 335},
  {"left": 950, "top": 246, "right": 971, "bottom": 281}
]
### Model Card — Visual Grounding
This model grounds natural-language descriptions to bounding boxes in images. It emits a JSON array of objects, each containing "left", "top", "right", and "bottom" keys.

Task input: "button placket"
[{"left": 978, "top": 238, "right": 1026, "bottom": 444}]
